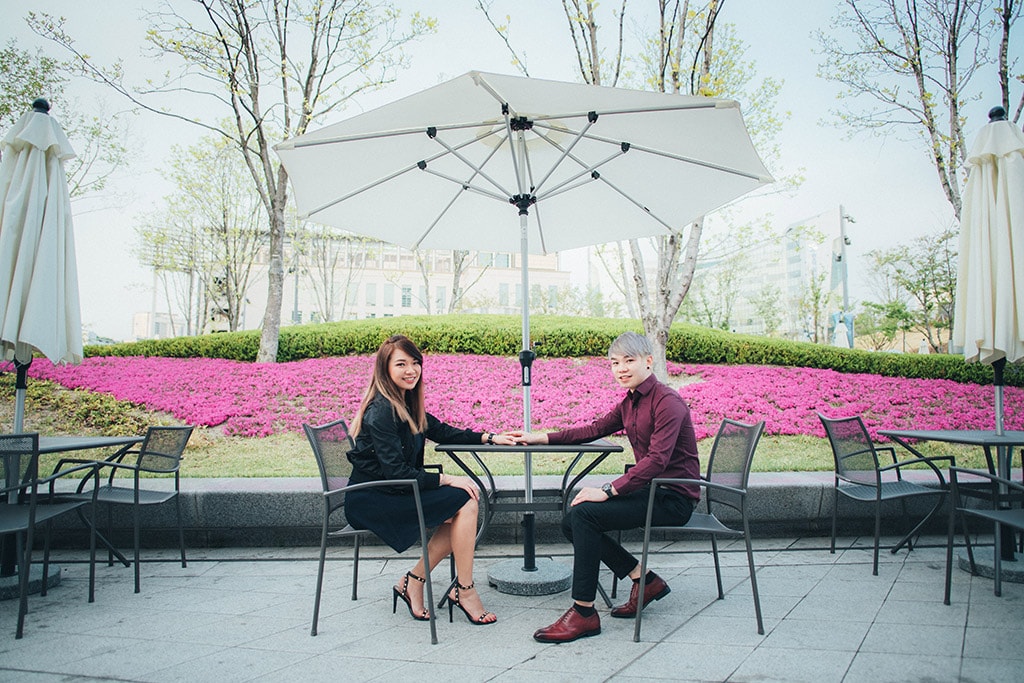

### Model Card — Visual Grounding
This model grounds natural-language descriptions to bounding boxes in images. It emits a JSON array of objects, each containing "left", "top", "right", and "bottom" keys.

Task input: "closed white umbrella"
[
  {"left": 0, "top": 99, "right": 82, "bottom": 432},
  {"left": 952, "top": 107, "right": 1024, "bottom": 435}
]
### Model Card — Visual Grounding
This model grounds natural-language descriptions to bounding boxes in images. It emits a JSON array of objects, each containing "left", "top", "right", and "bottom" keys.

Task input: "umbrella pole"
[
  {"left": 993, "top": 357, "right": 1006, "bottom": 436},
  {"left": 517, "top": 207, "right": 538, "bottom": 572},
  {"left": 13, "top": 358, "right": 30, "bottom": 433}
]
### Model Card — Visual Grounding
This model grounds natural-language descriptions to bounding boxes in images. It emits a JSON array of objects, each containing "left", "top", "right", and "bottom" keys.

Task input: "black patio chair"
[
  {"left": 0, "top": 433, "right": 99, "bottom": 638},
  {"left": 303, "top": 419, "right": 439, "bottom": 644},
  {"left": 945, "top": 467, "right": 1024, "bottom": 603},
  {"left": 55, "top": 425, "right": 193, "bottom": 594},
  {"left": 819, "top": 414, "right": 950, "bottom": 575},
  {"left": 631, "top": 419, "right": 766, "bottom": 641}
]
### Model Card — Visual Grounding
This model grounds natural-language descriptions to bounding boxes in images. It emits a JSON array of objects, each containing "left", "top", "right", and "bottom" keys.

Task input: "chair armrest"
[
  {"left": 52, "top": 456, "right": 99, "bottom": 474},
  {"left": 950, "top": 466, "right": 1024, "bottom": 496},
  {"left": 878, "top": 455, "right": 952, "bottom": 484},
  {"left": 650, "top": 476, "right": 745, "bottom": 498},
  {"left": 324, "top": 477, "right": 421, "bottom": 506},
  {"left": 41, "top": 460, "right": 102, "bottom": 497},
  {"left": 424, "top": 464, "right": 444, "bottom": 474},
  {"left": 876, "top": 446, "right": 898, "bottom": 464}
]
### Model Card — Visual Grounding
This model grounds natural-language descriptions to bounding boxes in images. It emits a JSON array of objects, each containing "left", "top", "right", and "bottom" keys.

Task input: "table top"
[
  {"left": 879, "top": 429, "right": 1024, "bottom": 447},
  {"left": 38, "top": 435, "right": 143, "bottom": 454},
  {"left": 435, "top": 438, "right": 622, "bottom": 454}
]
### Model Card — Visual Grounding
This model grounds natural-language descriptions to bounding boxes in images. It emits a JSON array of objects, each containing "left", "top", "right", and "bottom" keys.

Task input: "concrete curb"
[{"left": 43, "top": 470, "right": 1007, "bottom": 549}]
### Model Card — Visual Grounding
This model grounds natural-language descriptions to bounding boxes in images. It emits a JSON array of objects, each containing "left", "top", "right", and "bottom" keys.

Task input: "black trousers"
[{"left": 561, "top": 486, "right": 694, "bottom": 603}]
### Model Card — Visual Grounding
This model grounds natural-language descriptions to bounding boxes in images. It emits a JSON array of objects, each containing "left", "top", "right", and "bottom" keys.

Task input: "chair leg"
[
  {"left": 993, "top": 521, "right": 1003, "bottom": 598},
  {"left": 175, "top": 494, "right": 187, "bottom": 569},
  {"left": 894, "top": 499, "right": 913, "bottom": 552},
  {"left": 40, "top": 520, "right": 52, "bottom": 598},
  {"left": 742, "top": 531, "right": 764, "bottom": 635},
  {"left": 311, "top": 521, "right": 329, "bottom": 636},
  {"left": 944, "top": 497, "right": 955, "bottom": 605},
  {"left": 872, "top": 504, "right": 881, "bottom": 576},
  {"left": 351, "top": 535, "right": 361, "bottom": 601},
  {"left": 633, "top": 531, "right": 653, "bottom": 642},
  {"left": 596, "top": 582, "right": 613, "bottom": 608},
  {"left": 830, "top": 491, "right": 839, "bottom": 555},
  {"left": 107, "top": 504, "right": 115, "bottom": 567},
  {"left": 87, "top": 501, "right": 97, "bottom": 604},
  {"left": 134, "top": 501, "right": 142, "bottom": 593},
  {"left": 16, "top": 529, "right": 32, "bottom": 639},
  {"left": 710, "top": 536, "right": 725, "bottom": 599}
]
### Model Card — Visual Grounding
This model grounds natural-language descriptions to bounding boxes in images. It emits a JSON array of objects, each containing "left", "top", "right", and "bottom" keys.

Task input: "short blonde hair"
[{"left": 608, "top": 331, "right": 652, "bottom": 358}]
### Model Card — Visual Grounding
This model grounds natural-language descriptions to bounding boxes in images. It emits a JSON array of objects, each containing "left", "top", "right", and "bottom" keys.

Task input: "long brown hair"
[{"left": 351, "top": 334, "right": 428, "bottom": 436}]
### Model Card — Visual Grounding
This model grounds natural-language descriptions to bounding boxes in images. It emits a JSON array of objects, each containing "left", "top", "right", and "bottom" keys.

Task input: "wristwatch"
[
  {"left": 486, "top": 432, "right": 495, "bottom": 445},
  {"left": 601, "top": 482, "right": 614, "bottom": 499}
]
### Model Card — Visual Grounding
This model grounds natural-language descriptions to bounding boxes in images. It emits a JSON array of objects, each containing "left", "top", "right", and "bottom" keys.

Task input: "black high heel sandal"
[
  {"left": 393, "top": 571, "right": 430, "bottom": 621},
  {"left": 446, "top": 578, "right": 496, "bottom": 625}
]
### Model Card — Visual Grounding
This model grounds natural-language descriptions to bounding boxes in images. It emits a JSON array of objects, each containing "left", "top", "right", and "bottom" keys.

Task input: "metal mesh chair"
[
  {"left": 819, "top": 414, "right": 949, "bottom": 575},
  {"left": 0, "top": 433, "right": 98, "bottom": 638},
  {"left": 946, "top": 467, "right": 1024, "bottom": 602},
  {"left": 56, "top": 425, "right": 193, "bottom": 594},
  {"left": 303, "top": 419, "right": 439, "bottom": 644},
  {"left": 631, "top": 419, "right": 766, "bottom": 641}
]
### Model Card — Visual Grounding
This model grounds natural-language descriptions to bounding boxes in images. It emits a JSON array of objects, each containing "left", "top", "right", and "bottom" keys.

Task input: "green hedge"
[{"left": 84, "top": 315, "right": 1022, "bottom": 387}]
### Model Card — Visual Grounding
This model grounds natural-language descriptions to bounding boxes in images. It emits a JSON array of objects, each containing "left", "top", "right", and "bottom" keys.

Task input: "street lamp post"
[{"left": 839, "top": 205, "right": 853, "bottom": 313}]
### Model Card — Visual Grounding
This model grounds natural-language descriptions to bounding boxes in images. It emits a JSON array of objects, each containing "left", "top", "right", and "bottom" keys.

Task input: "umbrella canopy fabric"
[
  {"left": 952, "top": 118, "right": 1024, "bottom": 367},
  {"left": 0, "top": 105, "right": 82, "bottom": 366},
  {"left": 276, "top": 70, "right": 772, "bottom": 255}
]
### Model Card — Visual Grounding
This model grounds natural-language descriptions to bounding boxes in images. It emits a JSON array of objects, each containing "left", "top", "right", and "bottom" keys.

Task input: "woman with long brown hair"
[{"left": 346, "top": 334, "right": 510, "bottom": 625}]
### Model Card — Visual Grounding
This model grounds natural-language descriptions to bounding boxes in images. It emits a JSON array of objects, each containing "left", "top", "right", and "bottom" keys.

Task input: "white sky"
[{"left": 4, "top": 0, "right": 1013, "bottom": 340}]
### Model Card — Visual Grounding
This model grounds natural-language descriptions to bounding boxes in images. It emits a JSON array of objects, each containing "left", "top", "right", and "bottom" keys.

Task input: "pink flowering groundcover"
[{"left": 15, "top": 355, "right": 1021, "bottom": 441}]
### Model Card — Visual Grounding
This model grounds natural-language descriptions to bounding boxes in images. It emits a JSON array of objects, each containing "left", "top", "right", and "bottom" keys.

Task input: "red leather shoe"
[
  {"left": 533, "top": 606, "right": 601, "bottom": 643},
  {"left": 610, "top": 572, "right": 671, "bottom": 618}
]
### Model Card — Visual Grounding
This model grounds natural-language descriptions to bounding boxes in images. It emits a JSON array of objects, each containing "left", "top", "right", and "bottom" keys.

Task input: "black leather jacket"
[{"left": 348, "top": 395, "right": 482, "bottom": 491}]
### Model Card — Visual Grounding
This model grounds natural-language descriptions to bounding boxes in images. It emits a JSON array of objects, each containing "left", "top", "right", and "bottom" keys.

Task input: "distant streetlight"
[{"left": 838, "top": 205, "right": 854, "bottom": 313}]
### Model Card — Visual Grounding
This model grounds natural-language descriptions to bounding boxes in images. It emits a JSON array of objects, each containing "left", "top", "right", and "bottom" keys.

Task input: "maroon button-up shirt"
[{"left": 546, "top": 374, "right": 701, "bottom": 500}]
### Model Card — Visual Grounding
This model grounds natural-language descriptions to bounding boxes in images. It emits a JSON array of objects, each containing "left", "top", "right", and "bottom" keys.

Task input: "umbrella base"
[
  {"left": 0, "top": 563, "right": 62, "bottom": 601},
  {"left": 487, "top": 557, "right": 571, "bottom": 595},
  {"left": 958, "top": 549, "right": 1024, "bottom": 584}
]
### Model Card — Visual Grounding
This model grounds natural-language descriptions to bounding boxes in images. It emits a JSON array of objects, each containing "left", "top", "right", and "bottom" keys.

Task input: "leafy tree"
[
  {"left": 0, "top": 39, "right": 128, "bottom": 199},
  {"left": 136, "top": 138, "right": 266, "bottom": 333},
  {"left": 797, "top": 270, "right": 836, "bottom": 344},
  {"left": 750, "top": 282, "right": 782, "bottom": 337},
  {"left": 857, "top": 300, "right": 915, "bottom": 351},
  {"left": 31, "top": 1, "right": 435, "bottom": 361},
  {"left": 816, "top": 0, "right": 1021, "bottom": 221},
  {"left": 865, "top": 227, "right": 958, "bottom": 352},
  {"left": 479, "top": 0, "right": 789, "bottom": 378},
  {"left": 291, "top": 225, "right": 377, "bottom": 323}
]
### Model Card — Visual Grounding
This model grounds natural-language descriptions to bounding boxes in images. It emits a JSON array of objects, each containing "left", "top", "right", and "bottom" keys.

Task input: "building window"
[
  {"left": 435, "top": 286, "right": 446, "bottom": 312},
  {"left": 401, "top": 285, "right": 412, "bottom": 308},
  {"left": 365, "top": 282, "right": 377, "bottom": 306},
  {"left": 499, "top": 283, "right": 510, "bottom": 306},
  {"left": 494, "top": 253, "right": 511, "bottom": 268},
  {"left": 384, "top": 283, "right": 395, "bottom": 307}
]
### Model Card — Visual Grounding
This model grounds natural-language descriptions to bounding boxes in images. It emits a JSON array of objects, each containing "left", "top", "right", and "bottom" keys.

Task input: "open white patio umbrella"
[
  {"left": 277, "top": 70, "right": 772, "bottom": 428},
  {"left": 952, "top": 106, "right": 1024, "bottom": 436},
  {"left": 0, "top": 99, "right": 83, "bottom": 432}
]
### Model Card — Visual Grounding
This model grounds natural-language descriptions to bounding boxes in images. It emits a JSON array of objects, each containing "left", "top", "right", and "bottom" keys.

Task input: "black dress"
[{"left": 344, "top": 395, "right": 483, "bottom": 553}]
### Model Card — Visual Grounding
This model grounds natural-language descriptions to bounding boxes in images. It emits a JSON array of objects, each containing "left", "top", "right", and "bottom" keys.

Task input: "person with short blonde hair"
[{"left": 515, "top": 331, "right": 700, "bottom": 642}]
